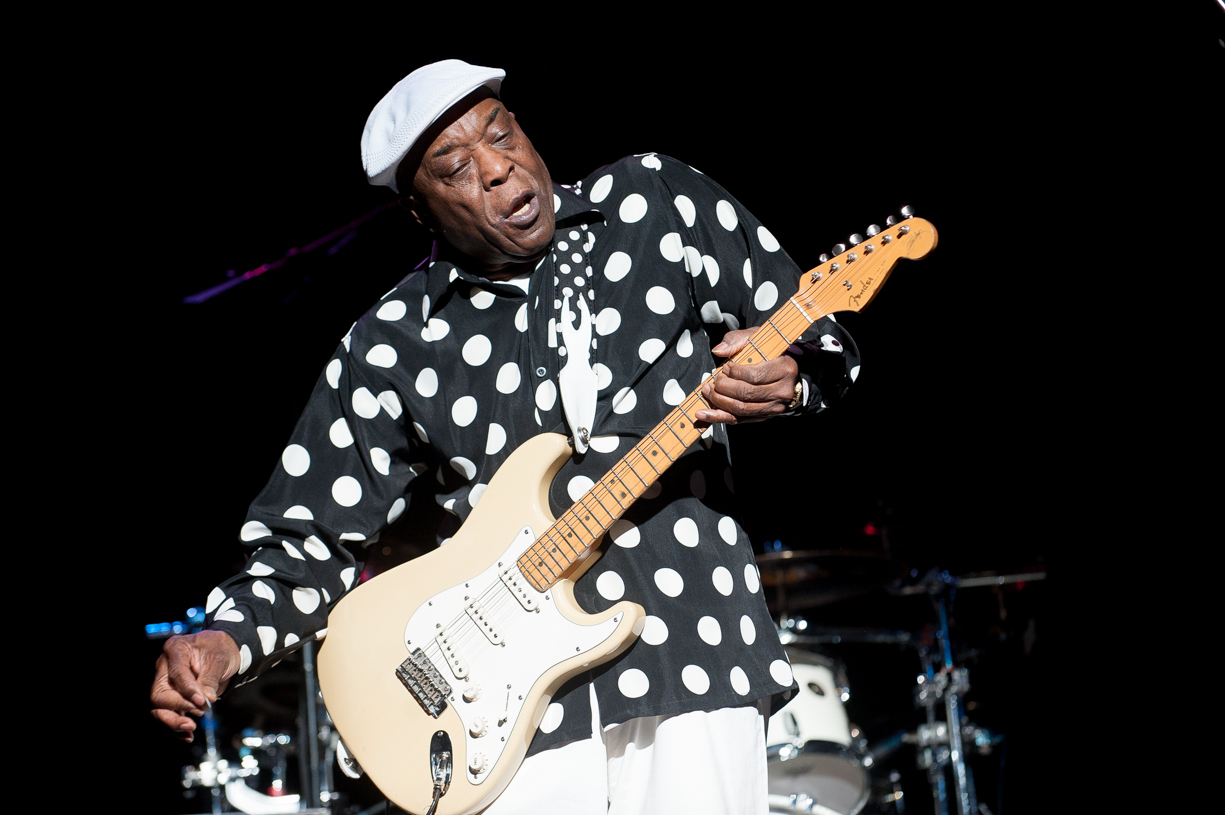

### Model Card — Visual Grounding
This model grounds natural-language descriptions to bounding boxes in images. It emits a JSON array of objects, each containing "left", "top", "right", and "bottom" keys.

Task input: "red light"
[{"left": 863, "top": 523, "right": 878, "bottom": 536}]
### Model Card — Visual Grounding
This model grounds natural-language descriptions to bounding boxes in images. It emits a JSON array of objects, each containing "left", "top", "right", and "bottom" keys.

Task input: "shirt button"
[{"left": 536, "top": 367, "right": 547, "bottom": 377}]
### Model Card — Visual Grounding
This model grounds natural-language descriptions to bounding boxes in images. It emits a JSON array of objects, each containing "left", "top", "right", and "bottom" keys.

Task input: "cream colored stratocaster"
[{"left": 316, "top": 214, "right": 938, "bottom": 815}]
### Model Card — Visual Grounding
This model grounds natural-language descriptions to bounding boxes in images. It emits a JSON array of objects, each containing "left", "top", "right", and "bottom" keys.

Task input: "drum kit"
[
  {"left": 148, "top": 552, "right": 1042, "bottom": 815},
  {"left": 757, "top": 550, "right": 1043, "bottom": 815}
]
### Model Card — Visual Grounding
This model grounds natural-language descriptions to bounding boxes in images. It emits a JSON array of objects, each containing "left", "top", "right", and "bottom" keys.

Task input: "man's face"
[{"left": 409, "top": 95, "right": 554, "bottom": 277}]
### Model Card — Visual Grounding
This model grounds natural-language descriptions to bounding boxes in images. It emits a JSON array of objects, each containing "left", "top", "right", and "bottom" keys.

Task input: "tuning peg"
[
  {"left": 848, "top": 233, "right": 864, "bottom": 246},
  {"left": 818, "top": 253, "right": 830, "bottom": 263},
  {"left": 900, "top": 205, "right": 915, "bottom": 219},
  {"left": 865, "top": 224, "right": 881, "bottom": 237},
  {"left": 831, "top": 243, "right": 847, "bottom": 255},
  {"left": 885, "top": 215, "right": 897, "bottom": 226}
]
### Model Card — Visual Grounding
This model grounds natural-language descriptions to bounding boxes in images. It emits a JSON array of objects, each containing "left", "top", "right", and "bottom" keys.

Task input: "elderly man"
[{"left": 151, "top": 60, "right": 859, "bottom": 814}]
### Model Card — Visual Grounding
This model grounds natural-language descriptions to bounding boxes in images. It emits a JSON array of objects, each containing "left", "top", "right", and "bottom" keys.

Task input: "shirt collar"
[{"left": 422, "top": 183, "right": 604, "bottom": 321}]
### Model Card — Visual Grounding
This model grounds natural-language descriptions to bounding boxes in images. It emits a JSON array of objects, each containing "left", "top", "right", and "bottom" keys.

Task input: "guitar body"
[{"left": 317, "top": 432, "right": 646, "bottom": 815}]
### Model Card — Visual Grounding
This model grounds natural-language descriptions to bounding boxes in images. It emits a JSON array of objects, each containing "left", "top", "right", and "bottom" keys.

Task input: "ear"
[{"left": 400, "top": 194, "right": 434, "bottom": 233}]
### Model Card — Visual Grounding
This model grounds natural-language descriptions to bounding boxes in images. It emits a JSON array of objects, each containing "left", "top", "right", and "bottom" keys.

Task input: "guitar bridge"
[{"left": 395, "top": 648, "right": 452, "bottom": 718}]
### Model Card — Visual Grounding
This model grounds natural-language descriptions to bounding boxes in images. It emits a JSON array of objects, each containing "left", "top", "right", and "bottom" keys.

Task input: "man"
[{"left": 151, "top": 59, "right": 860, "bottom": 813}]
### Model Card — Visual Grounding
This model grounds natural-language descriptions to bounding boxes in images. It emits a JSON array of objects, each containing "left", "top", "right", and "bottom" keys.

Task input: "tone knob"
[
  {"left": 469, "top": 717, "right": 488, "bottom": 737},
  {"left": 462, "top": 684, "right": 482, "bottom": 703},
  {"left": 468, "top": 752, "right": 488, "bottom": 775}
]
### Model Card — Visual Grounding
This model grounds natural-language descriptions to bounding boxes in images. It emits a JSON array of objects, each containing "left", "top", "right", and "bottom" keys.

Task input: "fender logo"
[{"left": 848, "top": 277, "right": 876, "bottom": 309}]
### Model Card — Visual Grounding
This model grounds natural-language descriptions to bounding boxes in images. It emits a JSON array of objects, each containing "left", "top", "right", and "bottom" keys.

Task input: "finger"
[
  {"left": 722, "top": 357, "right": 797, "bottom": 388},
  {"left": 699, "top": 382, "right": 787, "bottom": 424},
  {"left": 152, "top": 707, "right": 198, "bottom": 742},
  {"left": 710, "top": 327, "right": 761, "bottom": 358},
  {"left": 163, "top": 643, "right": 209, "bottom": 708},
  {"left": 709, "top": 370, "right": 794, "bottom": 407}
]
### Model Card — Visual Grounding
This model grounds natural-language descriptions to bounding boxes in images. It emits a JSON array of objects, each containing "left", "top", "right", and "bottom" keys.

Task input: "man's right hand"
[{"left": 150, "top": 630, "right": 242, "bottom": 741}]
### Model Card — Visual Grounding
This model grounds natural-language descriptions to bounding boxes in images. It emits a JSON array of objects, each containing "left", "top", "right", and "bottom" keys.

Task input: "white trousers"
[{"left": 482, "top": 686, "right": 768, "bottom": 815}]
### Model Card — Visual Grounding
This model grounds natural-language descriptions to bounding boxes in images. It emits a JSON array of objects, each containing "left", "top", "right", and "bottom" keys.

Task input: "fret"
[
  {"left": 601, "top": 476, "right": 630, "bottom": 510},
  {"left": 634, "top": 443, "right": 663, "bottom": 476},
  {"left": 661, "top": 416, "right": 689, "bottom": 449},
  {"left": 619, "top": 459, "right": 651, "bottom": 490},
  {"left": 537, "top": 538, "right": 568, "bottom": 573},
  {"left": 578, "top": 492, "right": 615, "bottom": 529},
  {"left": 545, "top": 526, "right": 581, "bottom": 562},
  {"left": 555, "top": 516, "right": 585, "bottom": 553},
  {"left": 744, "top": 338, "right": 767, "bottom": 363},
  {"left": 647, "top": 429, "right": 678, "bottom": 463},
  {"left": 568, "top": 507, "right": 597, "bottom": 540},
  {"left": 764, "top": 317, "right": 793, "bottom": 346},
  {"left": 528, "top": 546, "right": 560, "bottom": 579}
]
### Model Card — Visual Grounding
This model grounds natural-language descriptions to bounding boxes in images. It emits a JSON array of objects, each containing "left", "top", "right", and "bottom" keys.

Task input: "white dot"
[
  {"left": 590, "top": 434, "right": 619, "bottom": 453},
  {"left": 284, "top": 633, "right": 300, "bottom": 647},
  {"left": 470, "top": 287, "right": 496, "bottom": 309},
  {"left": 422, "top": 295, "right": 431, "bottom": 322},
  {"left": 716, "top": 200, "right": 738, "bottom": 231},
  {"left": 450, "top": 457, "right": 477, "bottom": 480},
  {"left": 639, "top": 338, "right": 665, "bottom": 363},
  {"left": 684, "top": 245, "right": 703, "bottom": 277},
  {"left": 604, "top": 251, "right": 632, "bottom": 282},
  {"left": 712, "top": 566, "right": 734, "bottom": 596},
  {"left": 682, "top": 665, "right": 710, "bottom": 695},
  {"left": 742, "top": 258, "right": 753, "bottom": 288},
  {"left": 339, "top": 532, "right": 365, "bottom": 542},
  {"left": 340, "top": 567, "right": 355, "bottom": 589},
  {"left": 641, "top": 615, "right": 668, "bottom": 645},
  {"left": 216, "top": 596, "right": 236, "bottom": 616},
  {"left": 303, "top": 536, "right": 331, "bottom": 560},
  {"left": 539, "top": 702, "right": 565, "bottom": 734},
  {"left": 690, "top": 471, "right": 706, "bottom": 499},
  {"left": 641, "top": 154, "right": 662, "bottom": 170},
  {"left": 378, "top": 390, "right": 403, "bottom": 419},
  {"left": 654, "top": 568, "right": 684, "bottom": 597},
  {"left": 567, "top": 475, "right": 594, "bottom": 502},
  {"left": 468, "top": 483, "right": 486, "bottom": 507},
  {"left": 281, "top": 505, "right": 313, "bottom": 521},
  {"left": 618, "top": 668, "right": 650, "bottom": 698},
  {"left": 770, "top": 659, "right": 794, "bottom": 686},
  {"left": 589, "top": 174, "right": 614, "bottom": 203},
  {"left": 697, "top": 616, "right": 722, "bottom": 645},
  {"left": 328, "top": 418, "right": 354, "bottom": 449},
  {"left": 240, "top": 521, "right": 271, "bottom": 542},
  {"left": 730, "top": 666, "right": 751, "bottom": 695},
  {"left": 850, "top": 365, "right": 861, "bottom": 382},
  {"left": 247, "top": 561, "right": 275, "bottom": 577},
  {"left": 421, "top": 317, "right": 450, "bottom": 342},
  {"left": 673, "top": 195, "right": 696, "bottom": 227},
  {"left": 486, "top": 423, "right": 506, "bottom": 455},
  {"left": 535, "top": 380, "right": 557, "bottom": 412},
  {"left": 659, "top": 232, "right": 684, "bottom": 262},
  {"left": 258, "top": 626, "right": 277, "bottom": 655},
  {"left": 754, "top": 281, "right": 779, "bottom": 311},
  {"left": 325, "top": 359, "right": 342, "bottom": 389},
  {"left": 237, "top": 644, "right": 252, "bottom": 673},
  {"left": 278, "top": 444, "right": 310, "bottom": 476},
  {"left": 413, "top": 422, "right": 429, "bottom": 443},
  {"left": 352, "top": 387, "right": 381, "bottom": 418},
  {"left": 645, "top": 286, "right": 675, "bottom": 315},
  {"left": 282, "top": 542, "right": 304, "bottom": 560},
  {"left": 673, "top": 517, "right": 699, "bottom": 547},
  {"left": 612, "top": 387, "right": 637, "bottom": 414},
  {"left": 740, "top": 615, "right": 757, "bottom": 644},
  {"left": 722, "top": 312, "right": 740, "bottom": 330},
  {"left": 744, "top": 563, "right": 761, "bottom": 593},
  {"left": 594, "top": 363, "right": 613, "bottom": 390},
  {"left": 700, "top": 300, "right": 723, "bottom": 323},
  {"left": 293, "top": 588, "right": 321, "bottom": 614},
  {"left": 452, "top": 396, "right": 478, "bottom": 426},
  {"left": 376, "top": 300, "right": 406, "bottom": 321},
  {"left": 619, "top": 193, "right": 648, "bottom": 223},
  {"left": 458, "top": 334, "right": 491, "bottom": 366},
  {"left": 515, "top": 302, "right": 529, "bottom": 332},
  {"left": 553, "top": 193, "right": 560, "bottom": 212},
  {"left": 701, "top": 256, "right": 720, "bottom": 288},
  {"left": 205, "top": 587, "right": 226, "bottom": 613},
  {"left": 332, "top": 476, "right": 362, "bottom": 507},
  {"left": 365, "top": 344, "right": 397, "bottom": 368},
  {"left": 597, "top": 571, "right": 625, "bottom": 600},
  {"left": 718, "top": 516, "right": 738, "bottom": 544},
  {"left": 493, "top": 362, "right": 521, "bottom": 394},
  {"left": 662, "top": 379, "right": 686, "bottom": 406},
  {"left": 676, "top": 330, "right": 694, "bottom": 358},
  {"left": 595, "top": 307, "right": 621, "bottom": 335},
  {"left": 757, "top": 226, "right": 781, "bottom": 252},
  {"left": 370, "top": 447, "right": 391, "bottom": 475},
  {"left": 387, "top": 497, "right": 406, "bottom": 524},
  {"left": 610, "top": 519, "right": 639, "bottom": 548}
]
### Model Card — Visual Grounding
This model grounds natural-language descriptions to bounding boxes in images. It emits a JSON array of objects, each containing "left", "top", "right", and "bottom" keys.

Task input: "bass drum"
[{"left": 766, "top": 651, "right": 869, "bottom": 815}]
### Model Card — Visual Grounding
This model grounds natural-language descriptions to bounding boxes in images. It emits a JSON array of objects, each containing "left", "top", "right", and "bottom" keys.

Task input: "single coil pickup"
[
  {"left": 500, "top": 568, "right": 538, "bottom": 612},
  {"left": 395, "top": 648, "right": 451, "bottom": 718},
  {"left": 435, "top": 628, "right": 469, "bottom": 679},
  {"left": 465, "top": 599, "right": 504, "bottom": 645}
]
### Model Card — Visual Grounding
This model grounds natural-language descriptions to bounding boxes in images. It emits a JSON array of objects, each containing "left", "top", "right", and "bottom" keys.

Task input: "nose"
[{"left": 476, "top": 145, "right": 512, "bottom": 189}]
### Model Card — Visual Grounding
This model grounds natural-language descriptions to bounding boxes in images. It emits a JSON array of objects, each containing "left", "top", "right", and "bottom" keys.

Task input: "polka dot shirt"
[{"left": 205, "top": 154, "right": 861, "bottom": 752}]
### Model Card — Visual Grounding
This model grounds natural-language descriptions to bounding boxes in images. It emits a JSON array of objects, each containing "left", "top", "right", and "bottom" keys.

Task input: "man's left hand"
[{"left": 695, "top": 327, "right": 799, "bottom": 425}]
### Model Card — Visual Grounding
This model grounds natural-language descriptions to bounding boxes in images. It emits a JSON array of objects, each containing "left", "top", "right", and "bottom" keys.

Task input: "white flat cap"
[{"left": 362, "top": 59, "right": 505, "bottom": 193}]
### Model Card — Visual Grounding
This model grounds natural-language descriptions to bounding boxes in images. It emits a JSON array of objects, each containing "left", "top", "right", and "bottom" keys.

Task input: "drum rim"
[{"left": 765, "top": 740, "right": 871, "bottom": 815}]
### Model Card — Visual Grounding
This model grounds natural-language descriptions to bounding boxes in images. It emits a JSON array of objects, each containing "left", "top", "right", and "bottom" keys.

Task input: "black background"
[{"left": 71, "top": 4, "right": 1220, "bottom": 813}]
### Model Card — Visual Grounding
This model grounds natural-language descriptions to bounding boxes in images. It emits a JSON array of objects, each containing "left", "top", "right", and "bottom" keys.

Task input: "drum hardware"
[{"left": 757, "top": 550, "right": 909, "bottom": 613}]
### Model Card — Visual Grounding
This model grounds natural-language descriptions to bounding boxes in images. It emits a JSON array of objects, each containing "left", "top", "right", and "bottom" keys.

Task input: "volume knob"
[
  {"left": 462, "top": 684, "right": 482, "bottom": 703},
  {"left": 469, "top": 717, "right": 488, "bottom": 738},
  {"left": 468, "top": 752, "right": 488, "bottom": 775}
]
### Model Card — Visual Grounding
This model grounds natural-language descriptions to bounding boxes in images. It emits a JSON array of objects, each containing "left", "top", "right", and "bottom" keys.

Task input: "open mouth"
[{"left": 503, "top": 192, "right": 539, "bottom": 227}]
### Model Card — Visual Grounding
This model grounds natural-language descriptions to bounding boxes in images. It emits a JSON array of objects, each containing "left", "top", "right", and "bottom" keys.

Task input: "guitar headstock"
[{"left": 791, "top": 206, "right": 938, "bottom": 320}]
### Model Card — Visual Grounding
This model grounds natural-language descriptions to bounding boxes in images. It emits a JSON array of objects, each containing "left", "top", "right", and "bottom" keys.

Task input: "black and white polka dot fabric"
[{"left": 204, "top": 154, "right": 860, "bottom": 752}]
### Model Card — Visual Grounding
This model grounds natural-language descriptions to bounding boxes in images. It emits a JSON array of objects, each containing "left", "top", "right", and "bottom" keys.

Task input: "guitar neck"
[{"left": 516, "top": 217, "right": 936, "bottom": 591}]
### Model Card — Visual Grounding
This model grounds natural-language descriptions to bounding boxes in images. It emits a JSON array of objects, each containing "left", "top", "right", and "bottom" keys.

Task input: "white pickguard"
[{"left": 402, "top": 526, "right": 626, "bottom": 783}]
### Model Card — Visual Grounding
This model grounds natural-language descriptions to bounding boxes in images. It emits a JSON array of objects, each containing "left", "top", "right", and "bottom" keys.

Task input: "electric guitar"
[{"left": 316, "top": 213, "right": 938, "bottom": 815}]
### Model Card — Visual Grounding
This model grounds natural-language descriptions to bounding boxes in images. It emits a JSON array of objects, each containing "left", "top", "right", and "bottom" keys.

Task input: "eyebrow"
[{"left": 430, "top": 106, "right": 504, "bottom": 160}]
